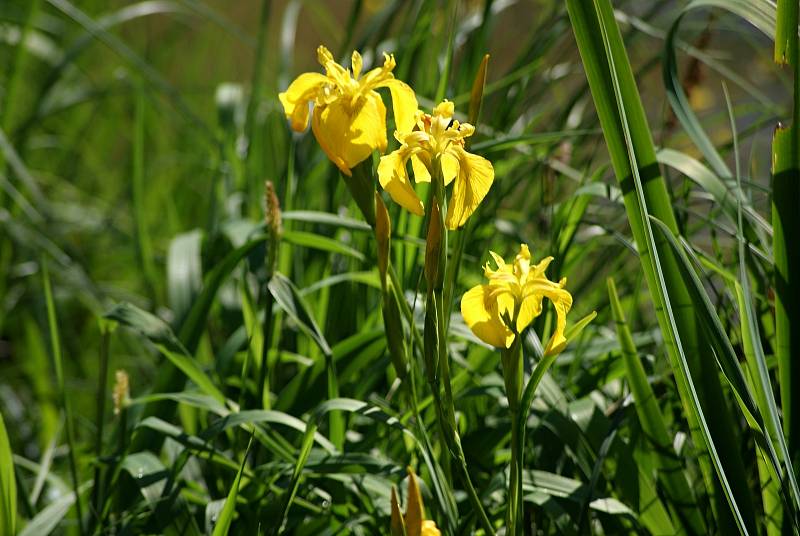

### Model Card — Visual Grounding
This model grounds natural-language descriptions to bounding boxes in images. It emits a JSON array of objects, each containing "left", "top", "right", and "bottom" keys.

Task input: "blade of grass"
[
  {"left": 0, "top": 411, "right": 16, "bottom": 536},
  {"left": 607, "top": 278, "right": 706, "bottom": 534},
  {"left": 212, "top": 435, "right": 252, "bottom": 536},
  {"left": 566, "top": 0, "right": 758, "bottom": 531},
  {"left": 773, "top": 0, "right": 800, "bottom": 503},
  {"left": 42, "top": 257, "right": 85, "bottom": 535}
]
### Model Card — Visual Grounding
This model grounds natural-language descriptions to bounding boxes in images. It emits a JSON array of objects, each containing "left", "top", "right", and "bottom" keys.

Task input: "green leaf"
[
  {"left": 607, "top": 278, "right": 706, "bottom": 534},
  {"left": 0, "top": 411, "right": 16, "bottom": 536},
  {"left": 211, "top": 437, "right": 251, "bottom": 536}
]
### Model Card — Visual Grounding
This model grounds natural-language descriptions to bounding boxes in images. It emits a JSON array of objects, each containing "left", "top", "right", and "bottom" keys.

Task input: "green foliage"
[{"left": 0, "top": 0, "right": 797, "bottom": 534}]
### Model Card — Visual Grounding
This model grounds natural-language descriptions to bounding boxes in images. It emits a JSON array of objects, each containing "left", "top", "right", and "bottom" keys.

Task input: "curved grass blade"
[
  {"left": 0, "top": 411, "right": 16, "bottom": 536},
  {"left": 566, "top": 0, "right": 758, "bottom": 531},
  {"left": 211, "top": 436, "right": 252, "bottom": 536},
  {"left": 607, "top": 278, "right": 706, "bottom": 534}
]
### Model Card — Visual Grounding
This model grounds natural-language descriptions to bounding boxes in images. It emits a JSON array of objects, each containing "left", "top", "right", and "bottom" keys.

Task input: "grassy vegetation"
[{"left": 1, "top": 0, "right": 798, "bottom": 534}]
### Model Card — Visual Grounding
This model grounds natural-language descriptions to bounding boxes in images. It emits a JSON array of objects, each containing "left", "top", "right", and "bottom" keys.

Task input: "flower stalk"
[
  {"left": 423, "top": 161, "right": 495, "bottom": 535},
  {"left": 501, "top": 337, "right": 524, "bottom": 536}
]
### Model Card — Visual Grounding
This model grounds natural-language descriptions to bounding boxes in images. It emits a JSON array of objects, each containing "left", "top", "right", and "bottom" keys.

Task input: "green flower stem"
[
  {"left": 424, "top": 162, "right": 494, "bottom": 536},
  {"left": 501, "top": 339, "right": 524, "bottom": 536}
]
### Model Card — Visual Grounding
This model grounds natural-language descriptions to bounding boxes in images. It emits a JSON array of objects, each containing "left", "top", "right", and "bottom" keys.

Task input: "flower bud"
[{"left": 112, "top": 369, "right": 130, "bottom": 416}]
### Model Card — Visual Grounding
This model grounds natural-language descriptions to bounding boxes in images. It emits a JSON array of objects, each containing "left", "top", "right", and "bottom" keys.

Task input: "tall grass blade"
[
  {"left": 565, "top": 0, "right": 757, "bottom": 531},
  {"left": 212, "top": 436, "right": 252, "bottom": 536},
  {"left": 0, "top": 411, "right": 16, "bottom": 536},
  {"left": 772, "top": 0, "right": 800, "bottom": 503},
  {"left": 42, "top": 258, "right": 85, "bottom": 535},
  {"left": 607, "top": 278, "right": 706, "bottom": 534}
]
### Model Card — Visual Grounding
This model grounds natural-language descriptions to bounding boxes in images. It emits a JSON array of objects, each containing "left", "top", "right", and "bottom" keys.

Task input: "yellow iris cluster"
[{"left": 279, "top": 45, "right": 574, "bottom": 350}]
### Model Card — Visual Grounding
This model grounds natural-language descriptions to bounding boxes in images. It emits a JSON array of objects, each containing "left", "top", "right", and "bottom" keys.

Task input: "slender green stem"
[
  {"left": 502, "top": 340, "right": 524, "bottom": 536},
  {"left": 89, "top": 327, "right": 111, "bottom": 533},
  {"left": 42, "top": 258, "right": 85, "bottom": 536},
  {"left": 422, "top": 159, "right": 494, "bottom": 535}
]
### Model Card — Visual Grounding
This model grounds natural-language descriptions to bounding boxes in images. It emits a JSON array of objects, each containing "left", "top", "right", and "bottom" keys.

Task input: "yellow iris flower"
[
  {"left": 390, "top": 468, "right": 441, "bottom": 536},
  {"left": 377, "top": 100, "right": 494, "bottom": 229},
  {"left": 461, "top": 244, "right": 572, "bottom": 354},
  {"left": 279, "top": 45, "right": 417, "bottom": 175}
]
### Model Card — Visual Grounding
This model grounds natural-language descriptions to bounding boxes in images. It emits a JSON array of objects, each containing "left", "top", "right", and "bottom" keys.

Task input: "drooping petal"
[
  {"left": 460, "top": 284, "right": 514, "bottom": 348},
  {"left": 535, "top": 279, "right": 573, "bottom": 356},
  {"left": 312, "top": 92, "right": 387, "bottom": 174},
  {"left": 278, "top": 72, "right": 328, "bottom": 132},
  {"left": 445, "top": 145, "right": 494, "bottom": 229},
  {"left": 379, "top": 78, "right": 418, "bottom": 133},
  {"left": 378, "top": 150, "right": 424, "bottom": 215}
]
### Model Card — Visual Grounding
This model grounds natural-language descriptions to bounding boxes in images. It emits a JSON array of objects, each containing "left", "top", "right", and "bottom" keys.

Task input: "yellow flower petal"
[
  {"left": 421, "top": 520, "right": 441, "bottom": 536},
  {"left": 379, "top": 78, "right": 418, "bottom": 133},
  {"left": 411, "top": 154, "right": 431, "bottom": 183},
  {"left": 460, "top": 284, "right": 514, "bottom": 348},
  {"left": 543, "top": 280, "right": 573, "bottom": 356},
  {"left": 433, "top": 100, "right": 454, "bottom": 118},
  {"left": 516, "top": 294, "right": 544, "bottom": 333},
  {"left": 311, "top": 91, "right": 387, "bottom": 174},
  {"left": 445, "top": 146, "right": 494, "bottom": 229},
  {"left": 378, "top": 150, "right": 424, "bottom": 215},
  {"left": 441, "top": 152, "right": 458, "bottom": 186},
  {"left": 278, "top": 72, "right": 328, "bottom": 132}
]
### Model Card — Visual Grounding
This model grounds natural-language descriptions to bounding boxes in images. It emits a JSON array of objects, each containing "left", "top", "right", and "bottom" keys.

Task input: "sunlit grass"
[{"left": 0, "top": 0, "right": 797, "bottom": 534}]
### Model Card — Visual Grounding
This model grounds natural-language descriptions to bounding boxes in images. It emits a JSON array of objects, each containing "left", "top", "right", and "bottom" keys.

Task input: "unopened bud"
[
  {"left": 423, "top": 294, "right": 439, "bottom": 384},
  {"left": 112, "top": 369, "right": 130, "bottom": 416},
  {"left": 424, "top": 202, "right": 444, "bottom": 290},
  {"left": 264, "top": 181, "right": 282, "bottom": 275},
  {"left": 375, "top": 192, "right": 391, "bottom": 290},
  {"left": 382, "top": 280, "right": 407, "bottom": 380}
]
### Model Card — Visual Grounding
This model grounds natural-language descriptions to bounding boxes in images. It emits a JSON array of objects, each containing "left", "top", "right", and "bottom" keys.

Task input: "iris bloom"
[
  {"left": 461, "top": 244, "right": 572, "bottom": 354},
  {"left": 390, "top": 468, "right": 441, "bottom": 536},
  {"left": 279, "top": 46, "right": 417, "bottom": 175},
  {"left": 378, "top": 100, "right": 494, "bottom": 229}
]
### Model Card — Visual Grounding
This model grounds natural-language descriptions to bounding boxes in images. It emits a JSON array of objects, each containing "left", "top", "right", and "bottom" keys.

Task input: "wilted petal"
[
  {"left": 378, "top": 150, "right": 424, "bottom": 215},
  {"left": 312, "top": 92, "right": 387, "bottom": 174},
  {"left": 278, "top": 72, "right": 328, "bottom": 132},
  {"left": 445, "top": 145, "right": 494, "bottom": 229},
  {"left": 460, "top": 284, "right": 514, "bottom": 348}
]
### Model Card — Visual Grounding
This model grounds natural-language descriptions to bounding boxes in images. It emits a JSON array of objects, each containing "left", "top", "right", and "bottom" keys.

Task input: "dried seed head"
[
  {"left": 112, "top": 369, "right": 130, "bottom": 416},
  {"left": 264, "top": 181, "right": 283, "bottom": 239}
]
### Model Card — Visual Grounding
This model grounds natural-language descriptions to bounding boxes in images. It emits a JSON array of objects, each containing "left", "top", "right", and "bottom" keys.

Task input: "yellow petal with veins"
[
  {"left": 278, "top": 72, "right": 328, "bottom": 132},
  {"left": 460, "top": 284, "right": 514, "bottom": 348},
  {"left": 378, "top": 150, "right": 424, "bottom": 215},
  {"left": 312, "top": 91, "right": 387, "bottom": 175},
  {"left": 445, "top": 146, "right": 494, "bottom": 229}
]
